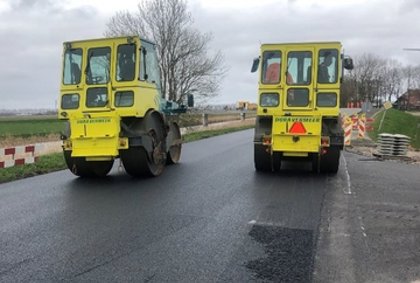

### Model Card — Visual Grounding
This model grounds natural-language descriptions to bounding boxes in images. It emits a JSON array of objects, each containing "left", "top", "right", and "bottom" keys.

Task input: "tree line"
[
  {"left": 341, "top": 53, "right": 420, "bottom": 107},
  {"left": 105, "top": 0, "right": 226, "bottom": 105},
  {"left": 105, "top": 0, "right": 420, "bottom": 108}
]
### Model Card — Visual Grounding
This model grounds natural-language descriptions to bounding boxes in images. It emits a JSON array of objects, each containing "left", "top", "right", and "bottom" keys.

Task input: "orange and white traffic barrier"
[
  {"left": 358, "top": 114, "right": 366, "bottom": 139},
  {"left": 350, "top": 115, "right": 358, "bottom": 130},
  {"left": 0, "top": 144, "right": 43, "bottom": 169},
  {"left": 346, "top": 101, "right": 362, "bottom": 108},
  {"left": 343, "top": 116, "right": 353, "bottom": 146},
  {"left": 365, "top": 117, "right": 375, "bottom": 131}
]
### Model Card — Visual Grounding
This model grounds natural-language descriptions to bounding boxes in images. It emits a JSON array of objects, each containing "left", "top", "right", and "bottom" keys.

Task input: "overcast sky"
[{"left": 0, "top": 0, "right": 420, "bottom": 109}]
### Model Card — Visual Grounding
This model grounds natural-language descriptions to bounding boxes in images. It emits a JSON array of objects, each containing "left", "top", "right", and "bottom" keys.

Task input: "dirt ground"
[
  {"left": 181, "top": 118, "right": 255, "bottom": 134},
  {"left": 345, "top": 138, "right": 420, "bottom": 165},
  {"left": 408, "top": 111, "right": 420, "bottom": 117},
  {"left": 0, "top": 134, "right": 60, "bottom": 148}
]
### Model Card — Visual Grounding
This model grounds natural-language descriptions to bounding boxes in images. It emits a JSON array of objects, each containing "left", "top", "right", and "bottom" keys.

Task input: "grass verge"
[
  {"left": 369, "top": 108, "right": 420, "bottom": 149},
  {"left": 0, "top": 125, "right": 254, "bottom": 184},
  {"left": 0, "top": 153, "right": 67, "bottom": 184}
]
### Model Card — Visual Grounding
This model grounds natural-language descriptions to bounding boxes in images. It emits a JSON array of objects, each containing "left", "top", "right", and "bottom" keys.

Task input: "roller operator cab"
[
  {"left": 251, "top": 42, "right": 353, "bottom": 173},
  {"left": 58, "top": 36, "right": 192, "bottom": 177}
]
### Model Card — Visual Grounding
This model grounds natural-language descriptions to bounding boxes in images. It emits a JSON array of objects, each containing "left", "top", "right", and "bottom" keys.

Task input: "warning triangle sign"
[{"left": 289, "top": 121, "right": 306, "bottom": 134}]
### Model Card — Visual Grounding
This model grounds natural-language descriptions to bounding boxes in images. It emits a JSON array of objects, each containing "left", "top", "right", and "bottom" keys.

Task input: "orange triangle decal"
[{"left": 289, "top": 121, "right": 306, "bottom": 134}]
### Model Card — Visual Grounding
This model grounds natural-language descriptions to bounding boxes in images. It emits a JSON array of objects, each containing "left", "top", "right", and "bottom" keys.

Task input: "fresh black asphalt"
[{"left": 1, "top": 129, "right": 419, "bottom": 282}]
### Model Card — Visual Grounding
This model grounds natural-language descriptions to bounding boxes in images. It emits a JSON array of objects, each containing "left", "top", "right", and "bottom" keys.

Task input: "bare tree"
[
  {"left": 340, "top": 76, "right": 357, "bottom": 107},
  {"left": 351, "top": 53, "right": 385, "bottom": 103},
  {"left": 402, "top": 65, "right": 420, "bottom": 91},
  {"left": 342, "top": 53, "right": 420, "bottom": 106},
  {"left": 381, "top": 59, "right": 403, "bottom": 101},
  {"left": 105, "top": 0, "right": 227, "bottom": 103}
]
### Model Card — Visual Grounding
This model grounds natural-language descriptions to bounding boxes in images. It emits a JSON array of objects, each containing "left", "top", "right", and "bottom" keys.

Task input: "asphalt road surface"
[{"left": 1, "top": 129, "right": 419, "bottom": 282}]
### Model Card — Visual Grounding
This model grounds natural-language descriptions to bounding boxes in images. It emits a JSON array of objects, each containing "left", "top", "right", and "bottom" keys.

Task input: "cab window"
[
  {"left": 317, "top": 93, "right": 337, "bottom": 107},
  {"left": 287, "top": 51, "right": 312, "bottom": 85},
  {"left": 61, "top": 93, "right": 79, "bottom": 109},
  {"left": 86, "top": 87, "right": 108, "bottom": 108},
  {"left": 261, "top": 51, "right": 281, "bottom": 84},
  {"left": 260, "top": 93, "right": 279, "bottom": 107},
  {"left": 287, "top": 89, "right": 309, "bottom": 107},
  {"left": 86, "top": 47, "right": 111, "bottom": 85},
  {"left": 63, "top": 48, "right": 82, "bottom": 85},
  {"left": 140, "top": 40, "right": 161, "bottom": 88},
  {"left": 318, "top": 49, "right": 338, "bottom": 84},
  {"left": 117, "top": 44, "right": 136, "bottom": 81}
]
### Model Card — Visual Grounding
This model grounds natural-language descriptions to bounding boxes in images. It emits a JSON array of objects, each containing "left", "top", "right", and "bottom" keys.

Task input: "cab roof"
[
  {"left": 261, "top": 41, "right": 342, "bottom": 48},
  {"left": 63, "top": 36, "right": 155, "bottom": 46}
]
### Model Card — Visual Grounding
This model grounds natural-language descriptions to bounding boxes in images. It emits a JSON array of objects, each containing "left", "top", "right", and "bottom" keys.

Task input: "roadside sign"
[{"left": 383, "top": 101, "right": 392, "bottom": 110}]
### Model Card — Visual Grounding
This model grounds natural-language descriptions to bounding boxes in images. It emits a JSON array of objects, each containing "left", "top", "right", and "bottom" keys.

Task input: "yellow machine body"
[
  {"left": 252, "top": 41, "right": 352, "bottom": 173},
  {"left": 58, "top": 36, "right": 186, "bottom": 177},
  {"left": 59, "top": 37, "right": 160, "bottom": 158}
]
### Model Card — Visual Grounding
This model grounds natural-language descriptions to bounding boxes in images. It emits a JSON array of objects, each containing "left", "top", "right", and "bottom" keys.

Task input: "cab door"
[
  {"left": 283, "top": 47, "right": 315, "bottom": 112},
  {"left": 314, "top": 47, "right": 341, "bottom": 116}
]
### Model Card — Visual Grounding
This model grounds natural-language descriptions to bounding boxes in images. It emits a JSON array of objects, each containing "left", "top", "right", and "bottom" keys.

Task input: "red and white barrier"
[
  {"left": 0, "top": 144, "right": 43, "bottom": 169},
  {"left": 342, "top": 116, "right": 353, "bottom": 146},
  {"left": 365, "top": 117, "right": 375, "bottom": 131},
  {"left": 358, "top": 114, "right": 366, "bottom": 139},
  {"left": 347, "top": 101, "right": 362, "bottom": 108},
  {"left": 342, "top": 113, "right": 374, "bottom": 145},
  {"left": 351, "top": 115, "right": 358, "bottom": 130}
]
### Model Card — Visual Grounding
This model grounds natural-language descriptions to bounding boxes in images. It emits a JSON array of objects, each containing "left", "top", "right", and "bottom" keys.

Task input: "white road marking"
[
  {"left": 342, "top": 154, "right": 352, "bottom": 195},
  {"left": 342, "top": 154, "right": 368, "bottom": 237}
]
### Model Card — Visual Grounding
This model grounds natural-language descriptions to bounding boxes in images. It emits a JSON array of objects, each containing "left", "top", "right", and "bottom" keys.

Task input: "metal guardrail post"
[
  {"left": 202, "top": 113, "right": 208, "bottom": 127},
  {"left": 240, "top": 112, "right": 246, "bottom": 121}
]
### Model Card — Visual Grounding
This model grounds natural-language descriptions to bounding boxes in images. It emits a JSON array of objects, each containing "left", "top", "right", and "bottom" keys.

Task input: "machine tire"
[
  {"left": 121, "top": 147, "right": 163, "bottom": 177},
  {"left": 273, "top": 152, "right": 281, "bottom": 172},
  {"left": 166, "top": 122, "right": 182, "bottom": 165},
  {"left": 64, "top": 151, "right": 114, "bottom": 177},
  {"left": 312, "top": 153, "right": 320, "bottom": 173},
  {"left": 121, "top": 112, "right": 166, "bottom": 177},
  {"left": 320, "top": 146, "right": 340, "bottom": 174},
  {"left": 254, "top": 144, "right": 272, "bottom": 172}
]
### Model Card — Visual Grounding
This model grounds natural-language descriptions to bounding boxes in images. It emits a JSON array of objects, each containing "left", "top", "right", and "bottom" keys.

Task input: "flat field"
[{"left": 0, "top": 116, "right": 65, "bottom": 138}]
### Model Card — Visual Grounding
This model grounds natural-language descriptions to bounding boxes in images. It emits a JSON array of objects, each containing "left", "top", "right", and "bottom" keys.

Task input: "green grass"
[
  {"left": 369, "top": 108, "right": 420, "bottom": 149},
  {"left": 0, "top": 125, "right": 254, "bottom": 184},
  {"left": 0, "top": 114, "right": 57, "bottom": 121},
  {"left": 0, "top": 153, "right": 67, "bottom": 184},
  {"left": 0, "top": 118, "right": 66, "bottom": 138}
]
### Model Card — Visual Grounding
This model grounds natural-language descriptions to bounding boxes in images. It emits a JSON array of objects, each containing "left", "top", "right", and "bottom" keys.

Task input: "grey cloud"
[
  {"left": 400, "top": 0, "right": 420, "bottom": 12},
  {"left": 0, "top": 1, "right": 105, "bottom": 109},
  {"left": 1, "top": 0, "right": 420, "bottom": 108},
  {"left": 191, "top": 0, "right": 420, "bottom": 104},
  {"left": 10, "top": 0, "right": 57, "bottom": 9}
]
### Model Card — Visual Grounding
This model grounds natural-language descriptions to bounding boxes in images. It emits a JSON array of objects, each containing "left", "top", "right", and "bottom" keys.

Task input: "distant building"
[
  {"left": 235, "top": 101, "right": 257, "bottom": 111},
  {"left": 393, "top": 89, "right": 420, "bottom": 110}
]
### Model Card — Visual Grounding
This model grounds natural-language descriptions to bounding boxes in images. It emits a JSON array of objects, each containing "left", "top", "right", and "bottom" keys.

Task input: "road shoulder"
[{"left": 314, "top": 151, "right": 420, "bottom": 282}]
